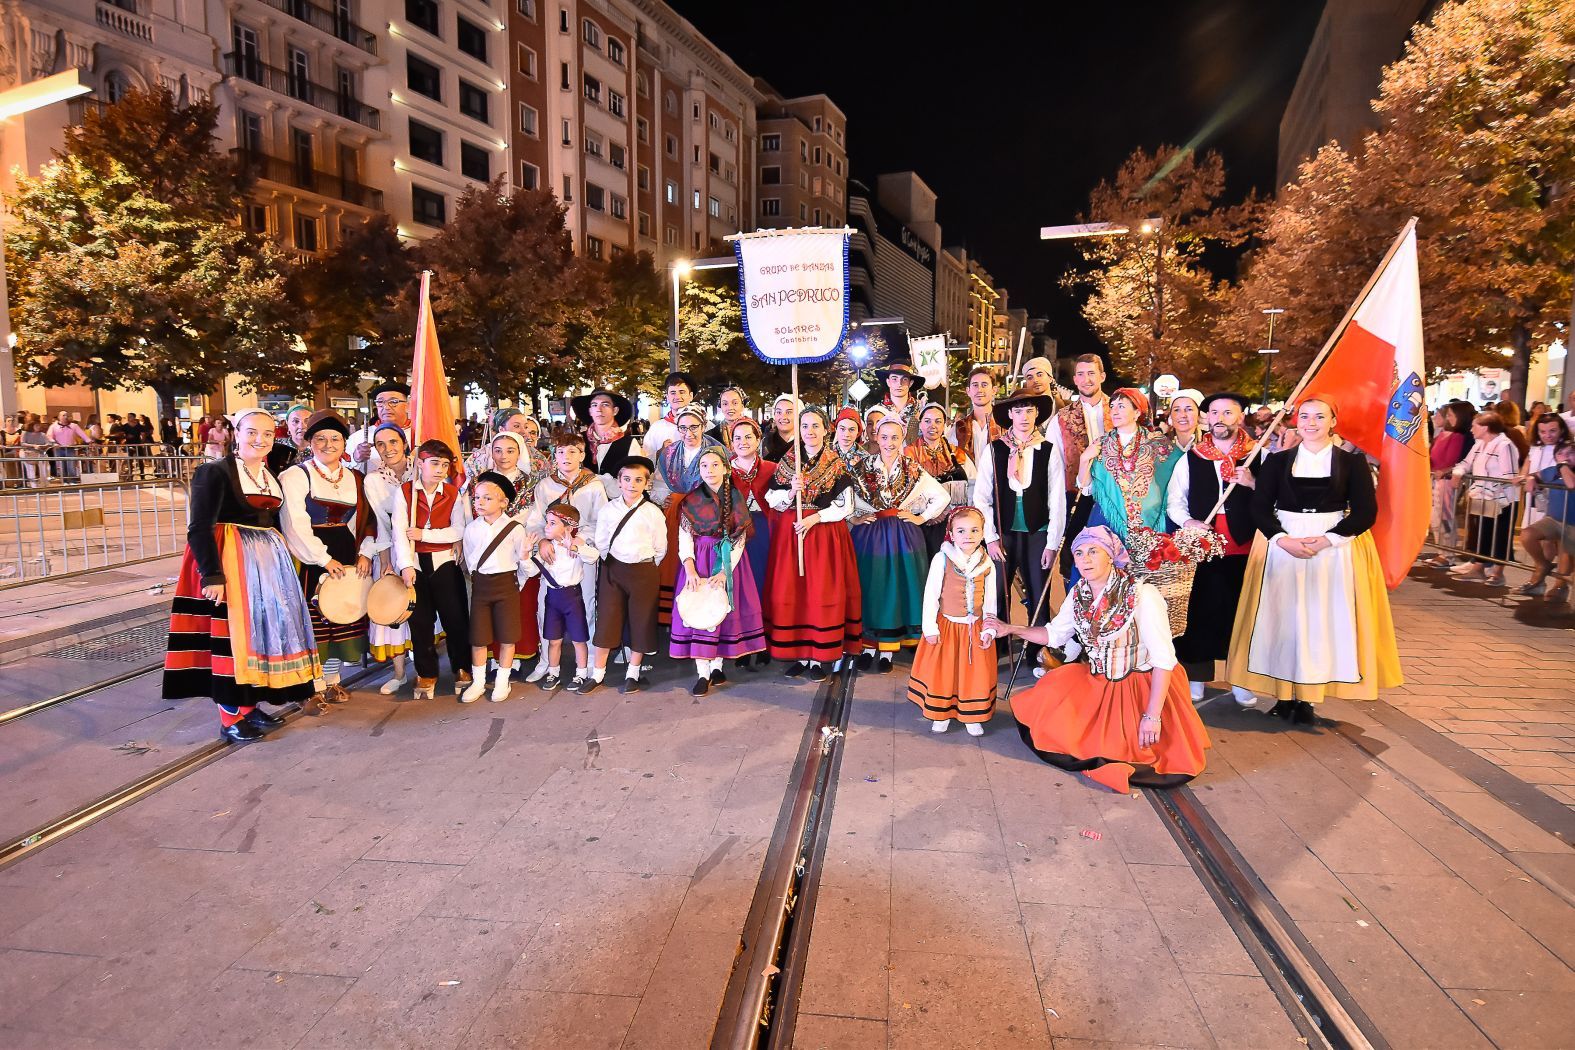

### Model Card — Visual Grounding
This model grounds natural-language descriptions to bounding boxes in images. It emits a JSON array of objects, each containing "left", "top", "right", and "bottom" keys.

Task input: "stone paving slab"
[
  {"left": 1194, "top": 701, "right": 1575, "bottom": 1049},
  {"left": 1388, "top": 569, "right": 1575, "bottom": 815},
  {"left": 795, "top": 669, "right": 1302, "bottom": 1049},
  {"left": 0, "top": 558, "right": 179, "bottom": 659},
  {"left": 0, "top": 660, "right": 818, "bottom": 1049}
]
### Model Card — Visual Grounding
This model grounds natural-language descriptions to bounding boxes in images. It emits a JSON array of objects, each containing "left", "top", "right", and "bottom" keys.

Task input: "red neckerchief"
[
  {"left": 1193, "top": 430, "right": 1254, "bottom": 483},
  {"left": 586, "top": 422, "right": 624, "bottom": 461}
]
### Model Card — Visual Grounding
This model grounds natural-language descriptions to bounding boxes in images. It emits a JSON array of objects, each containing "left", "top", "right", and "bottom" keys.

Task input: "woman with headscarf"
[
  {"left": 1225, "top": 397, "right": 1402, "bottom": 725},
  {"left": 761, "top": 394, "right": 800, "bottom": 462},
  {"left": 987, "top": 526, "right": 1209, "bottom": 792},
  {"left": 907, "top": 402, "right": 973, "bottom": 560},
  {"left": 764, "top": 408, "right": 863, "bottom": 681},
  {"left": 653, "top": 404, "right": 725, "bottom": 624},
  {"left": 164, "top": 409, "right": 322, "bottom": 742},
  {"left": 831, "top": 407, "right": 868, "bottom": 470},
  {"left": 359, "top": 423, "right": 415, "bottom": 694},
  {"left": 671, "top": 448, "right": 767, "bottom": 694},
  {"left": 1165, "top": 389, "right": 1203, "bottom": 453},
  {"left": 279, "top": 410, "right": 373, "bottom": 704},
  {"left": 729, "top": 418, "right": 777, "bottom": 665},
  {"left": 465, "top": 408, "right": 549, "bottom": 481},
  {"left": 1074, "top": 388, "right": 1181, "bottom": 545},
  {"left": 849, "top": 417, "right": 951, "bottom": 673}
]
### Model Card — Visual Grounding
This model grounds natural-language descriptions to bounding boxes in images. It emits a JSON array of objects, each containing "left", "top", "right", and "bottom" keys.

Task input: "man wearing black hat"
[
  {"left": 571, "top": 388, "right": 644, "bottom": 498},
  {"left": 1165, "top": 392, "right": 1259, "bottom": 706},
  {"left": 349, "top": 381, "right": 412, "bottom": 473},
  {"left": 973, "top": 389, "right": 1066, "bottom": 673},
  {"left": 868, "top": 362, "right": 927, "bottom": 447},
  {"left": 642, "top": 372, "right": 698, "bottom": 461}
]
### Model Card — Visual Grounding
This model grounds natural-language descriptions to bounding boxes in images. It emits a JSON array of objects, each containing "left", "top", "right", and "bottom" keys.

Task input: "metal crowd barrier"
[
  {"left": 0, "top": 452, "right": 209, "bottom": 589},
  {"left": 1424, "top": 469, "right": 1573, "bottom": 589}
]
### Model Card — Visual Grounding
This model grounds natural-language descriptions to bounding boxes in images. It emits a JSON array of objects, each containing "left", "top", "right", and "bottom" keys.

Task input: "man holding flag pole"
[{"left": 1222, "top": 219, "right": 1423, "bottom": 724}]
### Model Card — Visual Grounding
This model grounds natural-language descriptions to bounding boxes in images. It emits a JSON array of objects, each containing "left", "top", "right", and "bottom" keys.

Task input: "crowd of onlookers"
[
  {"left": 1418, "top": 395, "right": 1575, "bottom": 600},
  {"left": 0, "top": 410, "right": 186, "bottom": 487}
]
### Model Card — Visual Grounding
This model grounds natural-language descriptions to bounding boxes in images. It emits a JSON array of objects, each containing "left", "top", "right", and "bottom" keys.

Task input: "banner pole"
[
  {"left": 1202, "top": 217, "right": 1417, "bottom": 523},
  {"left": 792, "top": 363, "right": 804, "bottom": 576}
]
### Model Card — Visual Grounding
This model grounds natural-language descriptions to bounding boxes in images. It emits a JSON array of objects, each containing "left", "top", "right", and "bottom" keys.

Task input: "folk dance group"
[{"left": 161, "top": 358, "right": 1403, "bottom": 792}]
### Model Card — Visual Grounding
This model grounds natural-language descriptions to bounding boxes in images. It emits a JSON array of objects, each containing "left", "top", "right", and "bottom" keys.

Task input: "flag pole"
[
  {"left": 792, "top": 362, "right": 804, "bottom": 576},
  {"left": 1204, "top": 217, "right": 1417, "bottom": 522},
  {"left": 410, "top": 270, "right": 432, "bottom": 531}
]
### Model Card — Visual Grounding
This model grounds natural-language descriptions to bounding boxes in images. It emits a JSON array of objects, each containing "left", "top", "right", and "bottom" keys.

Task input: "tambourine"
[
  {"left": 315, "top": 570, "right": 372, "bottom": 624},
  {"left": 367, "top": 572, "right": 417, "bottom": 627},
  {"left": 674, "top": 577, "right": 731, "bottom": 632}
]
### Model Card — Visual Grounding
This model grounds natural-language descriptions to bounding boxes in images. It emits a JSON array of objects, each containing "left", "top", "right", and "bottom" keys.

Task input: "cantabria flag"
[{"left": 1300, "top": 222, "right": 1429, "bottom": 589}]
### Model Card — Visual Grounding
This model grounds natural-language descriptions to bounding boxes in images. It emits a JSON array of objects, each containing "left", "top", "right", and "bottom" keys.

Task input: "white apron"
[{"left": 1246, "top": 510, "right": 1360, "bottom": 685}]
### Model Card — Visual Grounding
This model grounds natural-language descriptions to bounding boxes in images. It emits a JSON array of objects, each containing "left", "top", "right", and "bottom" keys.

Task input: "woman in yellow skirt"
[{"left": 1225, "top": 398, "right": 1403, "bottom": 724}]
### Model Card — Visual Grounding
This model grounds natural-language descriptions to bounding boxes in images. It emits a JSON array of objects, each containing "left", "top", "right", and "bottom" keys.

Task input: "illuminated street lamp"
[
  {"left": 1259, "top": 307, "right": 1285, "bottom": 407},
  {"left": 0, "top": 70, "right": 92, "bottom": 418},
  {"left": 1041, "top": 215, "right": 1165, "bottom": 390},
  {"left": 668, "top": 256, "right": 734, "bottom": 372}
]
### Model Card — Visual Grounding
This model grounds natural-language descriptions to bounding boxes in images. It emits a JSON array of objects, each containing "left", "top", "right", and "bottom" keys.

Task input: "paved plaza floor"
[{"left": 0, "top": 562, "right": 1568, "bottom": 1048}]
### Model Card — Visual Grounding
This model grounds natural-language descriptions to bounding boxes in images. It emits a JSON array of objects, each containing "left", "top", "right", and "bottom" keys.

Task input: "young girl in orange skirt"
[
  {"left": 987, "top": 526, "right": 1209, "bottom": 792},
  {"left": 907, "top": 506, "right": 999, "bottom": 736}
]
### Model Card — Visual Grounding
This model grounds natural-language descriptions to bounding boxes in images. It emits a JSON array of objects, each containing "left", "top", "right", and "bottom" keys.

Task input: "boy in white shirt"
[
  {"left": 582, "top": 458, "right": 668, "bottom": 694},
  {"left": 524, "top": 503, "right": 600, "bottom": 692},
  {"left": 460, "top": 471, "right": 529, "bottom": 703}
]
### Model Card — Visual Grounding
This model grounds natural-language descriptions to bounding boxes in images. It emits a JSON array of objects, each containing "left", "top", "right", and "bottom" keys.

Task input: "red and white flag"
[{"left": 1300, "top": 223, "right": 1429, "bottom": 589}]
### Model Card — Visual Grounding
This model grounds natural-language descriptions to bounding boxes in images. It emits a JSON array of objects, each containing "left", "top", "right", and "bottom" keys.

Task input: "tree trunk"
[{"left": 1509, "top": 323, "right": 1532, "bottom": 410}]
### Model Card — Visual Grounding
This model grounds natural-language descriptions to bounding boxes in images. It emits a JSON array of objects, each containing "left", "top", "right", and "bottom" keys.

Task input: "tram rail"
[{"left": 0, "top": 662, "right": 384, "bottom": 871}]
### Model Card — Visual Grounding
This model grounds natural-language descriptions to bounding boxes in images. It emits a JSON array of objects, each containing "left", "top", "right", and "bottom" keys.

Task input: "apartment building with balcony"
[
  {"left": 365, "top": 0, "right": 510, "bottom": 240},
  {"left": 754, "top": 81, "right": 845, "bottom": 231},
  {"left": 0, "top": 1, "right": 223, "bottom": 201},
  {"left": 506, "top": 0, "right": 759, "bottom": 266},
  {"left": 211, "top": 0, "right": 390, "bottom": 254}
]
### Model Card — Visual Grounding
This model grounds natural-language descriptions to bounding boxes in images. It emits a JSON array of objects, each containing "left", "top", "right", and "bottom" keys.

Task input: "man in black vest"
[
  {"left": 1165, "top": 391, "right": 1259, "bottom": 706},
  {"left": 973, "top": 390, "right": 1066, "bottom": 675}
]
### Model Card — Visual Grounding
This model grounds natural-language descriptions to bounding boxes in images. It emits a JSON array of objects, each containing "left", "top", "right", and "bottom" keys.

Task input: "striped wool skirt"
[
  {"left": 164, "top": 524, "right": 320, "bottom": 708},
  {"left": 851, "top": 514, "right": 929, "bottom": 651}
]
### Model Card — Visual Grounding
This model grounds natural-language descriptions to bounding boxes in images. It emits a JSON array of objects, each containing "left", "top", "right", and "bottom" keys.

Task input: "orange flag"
[{"left": 409, "top": 270, "right": 461, "bottom": 473}]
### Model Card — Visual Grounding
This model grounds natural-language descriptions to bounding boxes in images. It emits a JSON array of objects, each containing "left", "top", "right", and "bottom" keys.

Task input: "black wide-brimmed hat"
[
  {"left": 302, "top": 409, "right": 351, "bottom": 440},
  {"left": 368, "top": 380, "right": 410, "bottom": 399},
  {"left": 874, "top": 362, "right": 921, "bottom": 383},
  {"left": 571, "top": 388, "right": 633, "bottom": 427},
  {"left": 1200, "top": 391, "right": 1250, "bottom": 413},
  {"left": 992, "top": 390, "right": 1055, "bottom": 429}
]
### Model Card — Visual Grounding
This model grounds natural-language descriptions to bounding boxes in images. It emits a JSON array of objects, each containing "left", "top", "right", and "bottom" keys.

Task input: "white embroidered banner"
[
  {"left": 733, "top": 229, "right": 851, "bottom": 365},
  {"left": 911, "top": 334, "right": 948, "bottom": 389}
]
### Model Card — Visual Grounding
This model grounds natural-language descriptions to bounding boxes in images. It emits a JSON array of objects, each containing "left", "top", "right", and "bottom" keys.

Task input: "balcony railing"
[
  {"left": 254, "top": 0, "right": 378, "bottom": 56},
  {"left": 222, "top": 52, "right": 381, "bottom": 130},
  {"left": 232, "top": 149, "right": 384, "bottom": 210},
  {"left": 96, "top": 1, "right": 154, "bottom": 43}
]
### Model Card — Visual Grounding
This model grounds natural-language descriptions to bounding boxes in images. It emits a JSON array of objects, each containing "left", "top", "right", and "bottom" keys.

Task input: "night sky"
[{"left": 673, "top": 0, "right": 1326, "bottom": 357}]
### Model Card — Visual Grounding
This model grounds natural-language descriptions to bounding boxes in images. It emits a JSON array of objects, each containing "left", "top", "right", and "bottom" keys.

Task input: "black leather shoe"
[
  {"left": 754, "top": 651, "right": 772, "bottom": 668},
  {"left": 691, "top": 678, "right": 710, "bottom": 697},
  {"left": 856, "top": 652, "right": 875, "bottom": 671},
  {"left": 710, "top": 669, "right": 727, "bottom": 686},
  {"left": 577, "top": 677, "right": 602, "bottom": 695},
  {"left": 734, "top": 656, "right": 755, "bottom": 673},
  {"left": 877, "top": 655, "right": 893, "bottom": 675},
  {"left": 806, "top": 663, "right": 829, "bottom": 682},
  {"left": 244, "top": 708, "right": 286, "bottom": 731},
  {"left": 220, "top": 720, "right": 265, "bottom": 743},
  {"left": 621, "top": 676, "right": 643, "bottom": 694},
  {"left": 784, "top": 662, "right": 806, "bottom": 678}
]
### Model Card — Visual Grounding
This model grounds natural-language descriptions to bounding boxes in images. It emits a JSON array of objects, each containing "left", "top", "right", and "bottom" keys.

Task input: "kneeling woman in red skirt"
[
  {"left": 763, "top": 408, "right": 863, "bottom": 681},
  {"left": 987, "top": 526, "right": 1208, "bottom": 792},
  {"left": 164, "top": 409, "right": 322, "bottom": 742}
]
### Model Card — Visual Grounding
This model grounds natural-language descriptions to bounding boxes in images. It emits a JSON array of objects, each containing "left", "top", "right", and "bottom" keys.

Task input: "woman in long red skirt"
[
  {"left": 987, "top": 526, "right": 1209, "bottom": 792},
  {"left": 763, "top": 408, "right": 863, "bottom": 682}
]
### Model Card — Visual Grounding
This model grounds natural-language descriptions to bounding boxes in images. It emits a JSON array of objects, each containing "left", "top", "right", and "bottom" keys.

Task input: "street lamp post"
[
  {"left": 0, "top": 70, "right": 93, "bottom": 419},
  {"left": 1041, "top": 216, "right": 1164, "bottom": 391},
  {"left": 1259, "top": 307, "right": 1285, "bottom": 408},
  {"left": 668, "top": 260, "right": 691, "bottom": 373}
]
